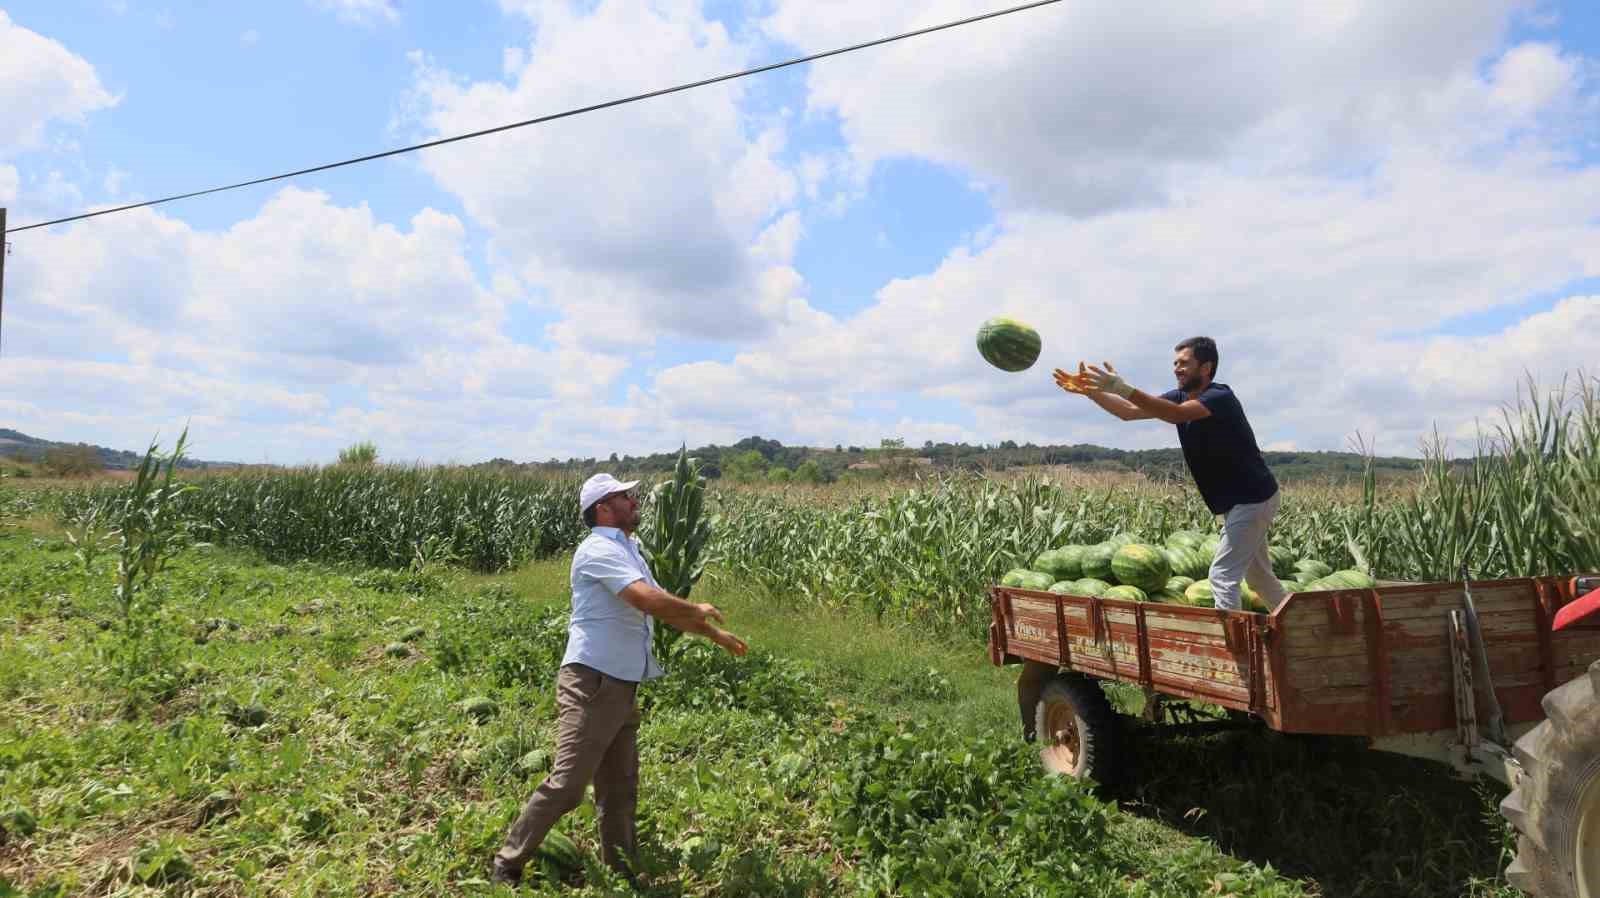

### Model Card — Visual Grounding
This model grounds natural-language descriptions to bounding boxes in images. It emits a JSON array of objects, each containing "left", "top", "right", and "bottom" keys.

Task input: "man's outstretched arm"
[
  {"left": 1056, "top": 367, "right": 1149, "bottom": 421},
  {"left": 617, "top": 580, "right": 748, "bottom": 656},
  {"left": 1079, "top": 362, "right": 1211, "bottom": 425}
]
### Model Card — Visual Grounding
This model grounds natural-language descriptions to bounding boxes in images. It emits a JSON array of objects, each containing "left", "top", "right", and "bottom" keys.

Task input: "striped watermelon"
[
  {"left": 1047, "top": 580, "right": 1077, "bottom": 594},
  {"left": 1166, "top": 575, "right": 1195, "bottom": 594},
  {"left": 1304, "top": 569, "right": 1376, "bottom": 591},
  {"left": 1183, "top": 580, "right": 1214, "bottom": 607},
  {"left": 976, "top": 317, "right": 1042, "bottom": 372},
  {"left": 1107, "top": 532, "right": 1141, "bottom": 549},
  {"left": 1073, "top": 578, "right": 1112, "bottom": 596},
  {"left": 1035, "top": 546, "right": 1084, "bottom": 580},
  {"left": 1103, "top": 584, "right": 1147, "bottom": 602},
  {"left": 1165, "top": 530, "right": 1206, "bottom": 551},
  {"left": 1053, "top": 545, "right": 1087, "bottom": 579},
  {"left": 1173, "top": 547, "right": 1211, "bottom": 581},
  {"left": 1111, "top": 544, "right": 1171, "bottom": 592},
  {"left": 1018, "top": 571, "right": 1055, "bottom": 591},
  {"left": 1293, "top": 559, "right": 1332, "bottom": 582},
  {"left": 1080, "top": 543, "right": 1117, "bottom": 582},
  {"left": 1001, "top": 568, "right": 1031, "bottom": 587}
]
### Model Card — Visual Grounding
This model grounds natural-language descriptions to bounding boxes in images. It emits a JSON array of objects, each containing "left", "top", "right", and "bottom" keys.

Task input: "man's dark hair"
[
  {"left": 1175, "top": 336, "right": 1219, "bottom": 378},
  {"left": 582, "top": 504, "right": 598, "bottom": 528}
]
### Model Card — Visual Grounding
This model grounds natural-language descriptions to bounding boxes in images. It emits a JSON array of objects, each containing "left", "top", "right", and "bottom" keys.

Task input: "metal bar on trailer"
[
  {"left": 1449, "top": 608, "right": 1479, "bottom": 749},
  {"left": 1460, "top": 571, "right": 1506, "bottom": 745}
]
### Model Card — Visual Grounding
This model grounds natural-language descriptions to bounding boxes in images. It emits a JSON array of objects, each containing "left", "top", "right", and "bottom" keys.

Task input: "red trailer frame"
[{"left": 988, "top": 576, "right": 1600, "bottom": 740}]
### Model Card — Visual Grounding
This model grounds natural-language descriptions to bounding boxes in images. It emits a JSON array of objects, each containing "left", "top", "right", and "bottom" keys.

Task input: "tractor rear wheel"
[{"left": 1500, "top": 659, "right": 1600, "bottom": 898}]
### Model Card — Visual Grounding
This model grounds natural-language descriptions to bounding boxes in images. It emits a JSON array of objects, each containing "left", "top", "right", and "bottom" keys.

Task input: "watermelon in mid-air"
[{"left": 976, "top": 317, "right": 1042, "bottom": 372}]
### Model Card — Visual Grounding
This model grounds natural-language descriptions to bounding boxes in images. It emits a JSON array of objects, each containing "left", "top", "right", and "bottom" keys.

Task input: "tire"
[
  {"left": 1034, "top": 673, "right": 1119, "bottom": 784},
  {"left": 1500, "top": 659, "right": 1600, "bottom": 898}
]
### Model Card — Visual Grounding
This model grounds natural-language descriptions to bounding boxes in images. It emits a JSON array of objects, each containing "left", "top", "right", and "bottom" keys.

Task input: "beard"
[{"left": 1178, "top": 373, "right": 1204, "bottom": 393}]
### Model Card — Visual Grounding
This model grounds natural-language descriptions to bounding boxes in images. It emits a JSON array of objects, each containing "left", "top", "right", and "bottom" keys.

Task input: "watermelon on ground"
[
  {"left": 1103, "top": 584, "right": 1147, "bottom": 602},
  {"left": 1080, "top": 543, "right": 1117, "bottom": 582},
  {"left": 1073, "top": 578, "right": 1112, "bottom": 596},
  {"left": 976, "top": 317, "right": 1042, "bottom": 372},
  {"left": 1111, "top": 544, "right": 1171, "bottom": 592}
]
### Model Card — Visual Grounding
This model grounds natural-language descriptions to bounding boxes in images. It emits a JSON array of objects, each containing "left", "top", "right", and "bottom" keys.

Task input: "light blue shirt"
[{"left": 562, "top": 527, "right": 664, "bottom": 682}]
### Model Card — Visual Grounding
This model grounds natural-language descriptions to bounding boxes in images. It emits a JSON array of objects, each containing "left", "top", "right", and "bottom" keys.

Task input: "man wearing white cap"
[{"left": 491, "top": 473, "right": 747, "bottom": 886}]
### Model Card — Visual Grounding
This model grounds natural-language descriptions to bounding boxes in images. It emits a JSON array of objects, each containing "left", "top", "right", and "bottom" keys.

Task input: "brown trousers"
[{"left": 496, "top": 663, "right": 642, "bottom": 873}]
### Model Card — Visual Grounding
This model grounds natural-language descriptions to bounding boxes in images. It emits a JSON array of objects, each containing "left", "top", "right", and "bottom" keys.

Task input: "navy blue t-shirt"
[{"left": 1160, "top": 383, "right": 1277, "bottom": 515}]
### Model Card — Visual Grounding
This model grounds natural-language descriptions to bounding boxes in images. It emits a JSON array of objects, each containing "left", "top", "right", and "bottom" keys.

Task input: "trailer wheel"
[
  {"left": 1500, "top": 659, "right": 1600, "bottom": 898},
  {"left": 1035, "top": 673, "right": 1118, "bottom": 784}
]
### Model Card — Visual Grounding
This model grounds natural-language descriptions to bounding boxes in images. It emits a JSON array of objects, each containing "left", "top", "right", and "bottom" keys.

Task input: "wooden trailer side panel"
[
  {"left": 1273, "top": 577, "right": 1600, "bottom": 736},
  {"left": 990, "top": 587, "right": 1273, "bottom": 716}
]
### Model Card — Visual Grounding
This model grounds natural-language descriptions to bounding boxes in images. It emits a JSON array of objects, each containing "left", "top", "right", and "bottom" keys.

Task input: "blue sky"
[{"left": 3, "top": 1, "right": 1599, "bottom": 464}]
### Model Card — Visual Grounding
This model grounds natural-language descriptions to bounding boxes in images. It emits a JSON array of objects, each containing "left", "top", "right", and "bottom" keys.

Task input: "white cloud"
[
  {"left": 612, "top": 28, "right": 1600, "bottom": 458},
  {"left": 763, "top": 0, "right": 1548, "bottom": 215},
  {"left": 0, "top": 10, "right": 118, "bottom": 157},
  {"left": 309, "top": 0, "right": 398, "bottom": 26},
  {"left": 8, "top": 1, "right": 1600, "bottom": 466},
  {"left": 404, "top": 0, "right": 800, "bottom": 346},
  {"left": 1487, "top": 41, "right": 1584, "bottom": 119}
]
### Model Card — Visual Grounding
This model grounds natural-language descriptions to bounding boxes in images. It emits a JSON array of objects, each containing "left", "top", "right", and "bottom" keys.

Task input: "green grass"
[{"left": 0, "top": 523, "right": 1519, "bottom": 897}]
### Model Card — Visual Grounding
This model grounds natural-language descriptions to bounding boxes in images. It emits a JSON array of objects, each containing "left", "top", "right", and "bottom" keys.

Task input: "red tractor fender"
[{"left": 1553, "top": 583, "right": 1600, "bottom": 631}]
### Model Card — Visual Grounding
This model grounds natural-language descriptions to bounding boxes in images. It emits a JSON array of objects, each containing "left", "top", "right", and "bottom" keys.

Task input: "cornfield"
[
  {"left": 56, "top": 466, "right": 589, "bottom": 572},
  {"left": 33, "top": 374, "right": 1600, "bottom": 636}
]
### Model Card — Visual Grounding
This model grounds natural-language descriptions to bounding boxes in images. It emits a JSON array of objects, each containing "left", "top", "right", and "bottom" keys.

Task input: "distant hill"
[
  {"left": 481, "top": 434, "right": 1437, "bottom": 484},
  {"left": 0, "top": 428, "right": 238, "bottom": 471}
]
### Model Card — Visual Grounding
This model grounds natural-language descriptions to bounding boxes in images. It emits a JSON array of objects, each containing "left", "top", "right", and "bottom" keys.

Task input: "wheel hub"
[{"left": 1042, "top": 701, "right": 1081, "bottom": 774}]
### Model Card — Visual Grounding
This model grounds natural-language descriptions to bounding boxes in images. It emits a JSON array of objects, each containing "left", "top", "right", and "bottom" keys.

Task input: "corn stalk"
[
  {"left": 641, "top": 447, "right": 714, "bottom": 660},
  {"left": 107, "top": 430, "right": 195, "bottom": 705}
]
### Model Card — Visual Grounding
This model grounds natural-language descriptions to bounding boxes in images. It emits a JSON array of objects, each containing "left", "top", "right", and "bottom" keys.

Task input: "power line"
[{"left": 7, "top": 0, "right": 1061, "bottom": 235}]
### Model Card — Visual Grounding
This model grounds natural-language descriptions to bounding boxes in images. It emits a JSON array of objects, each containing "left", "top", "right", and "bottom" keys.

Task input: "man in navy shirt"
[{"left": 1054, "top": 337, "right": 1285, "bottom": 614}]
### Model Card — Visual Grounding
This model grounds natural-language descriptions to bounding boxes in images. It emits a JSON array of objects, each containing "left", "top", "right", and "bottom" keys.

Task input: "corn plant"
[
  {"left": 105, "top": 430, "right": 195, "bottom": 706},
  {"left": 641, "top": 447, "right": 714, "bottom": 660}
]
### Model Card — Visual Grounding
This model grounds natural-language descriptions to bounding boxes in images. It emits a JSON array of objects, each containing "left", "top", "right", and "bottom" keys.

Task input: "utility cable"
[{"left": 7, "top": 0, "right": 1061, "bottom": 234}]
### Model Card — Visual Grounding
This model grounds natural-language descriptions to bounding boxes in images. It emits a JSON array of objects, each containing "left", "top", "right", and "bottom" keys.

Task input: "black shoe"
[
  {"left": 1022, "top": 726, "right": 1037, "bottom": 744},
  {"left": 489, "top": 862, "right": 522, "bottom": 886}
]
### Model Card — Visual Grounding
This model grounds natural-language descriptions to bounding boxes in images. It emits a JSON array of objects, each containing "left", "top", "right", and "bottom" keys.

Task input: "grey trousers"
[
  {"left": 1210, "top": 490, "right": 1288, "bottom": 612},
  {"left": 495, "top": 663, "right": 641, "bottom": 873}
]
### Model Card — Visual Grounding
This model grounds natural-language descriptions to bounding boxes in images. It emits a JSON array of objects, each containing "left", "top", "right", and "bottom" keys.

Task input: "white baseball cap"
[{"left": 580, "top": 473, "right": 640, "bottom": 515}]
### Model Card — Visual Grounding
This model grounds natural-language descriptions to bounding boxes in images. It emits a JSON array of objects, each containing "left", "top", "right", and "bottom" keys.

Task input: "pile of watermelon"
[{"left": 999, "top": 529, "right": 1376, "bottom": 615}]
